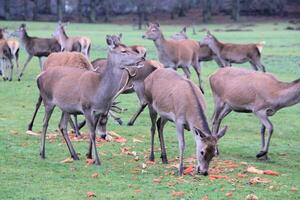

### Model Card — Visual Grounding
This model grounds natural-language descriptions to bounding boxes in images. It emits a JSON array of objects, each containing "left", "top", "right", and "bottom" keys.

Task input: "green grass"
[{"left": 0, "top": 21, "right": 299, "bottom": 200}]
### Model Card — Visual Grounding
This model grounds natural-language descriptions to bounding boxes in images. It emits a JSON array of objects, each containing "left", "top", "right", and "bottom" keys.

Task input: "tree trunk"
[
  {"left": 202, "top": 0, "right": 212, "bottom": 23},
  {"left": 4, "top": 0, "right": 10, "bottom": 19},
  {"left": 232, "top": 0, "right": 240, "bottom": 21},
  {"left": 45, "top": 0, "right": 51, "bottom": 14},
  {"left": 33, "top": 0, "right": 39, "bottom": 20},
  {"left": 57, "top": 0, "right": 63, "bottom": 21},
  {"left": 89, "top": 0, "right": 97, "bottom": 23}
]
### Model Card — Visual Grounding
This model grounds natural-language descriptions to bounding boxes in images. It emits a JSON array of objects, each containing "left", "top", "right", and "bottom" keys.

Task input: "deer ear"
[
  {"left": 182, "top": 26, "right": 187, "bottom": 33},
  {"left": 215, "top": 126, "right": 228, "bottom": 139},
  {"left": 194, "top": 127, "right": 208, "bottom": 139},
  {"left": 154, "top": 22, "right": 160, "bottom": 27},
  {"left": 207, "top": 30, "right": 212, "bottom": 35}
]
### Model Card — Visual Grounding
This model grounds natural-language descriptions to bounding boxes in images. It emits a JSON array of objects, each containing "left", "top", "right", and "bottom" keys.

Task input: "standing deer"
[
  {"left": 52, "top": 22, "right": 91, "bottom": 58},
  {"left": 0, "top": 28, "right": 20, "bottom": 81},
  {"left": 142, "top": 22, "right": 204, "bottom": 92},
  {"left": 144, "top": 68, "right": 227, "bottom": 176},
  {"left": 202, "top": 31, "right": 266, "bottom": 71},
  {"left": 0, "top": 37, "right": 13, "bottom": 81},
  {"left": 14, "top": 24, "right": 61, "bottom": 81},
  {"left": 210, "top": 67, "right": 300, "bottom": 160},
  {"left": 37, "top": 36, "right": 144, "bottom": 164}
]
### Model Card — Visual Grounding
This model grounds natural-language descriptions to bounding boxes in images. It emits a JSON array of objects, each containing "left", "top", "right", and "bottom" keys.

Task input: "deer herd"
[{"left": 0, "top": 22, "right": 299, "bottom": 176}]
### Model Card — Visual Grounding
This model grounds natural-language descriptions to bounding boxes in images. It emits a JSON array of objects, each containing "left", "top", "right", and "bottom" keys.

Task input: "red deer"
[
  {"left": 37, "top": 36, "right": 144, "bottom": 164},
  {"left": 210, "top": 67, "right": 300, "bottom": 160},
  {"left": 202, "top": 31, "right": 266, "bottom": 71},
  {"left": 14, "top": 24, "right": 61, "bottom": 81},
  {"left": 142, "top": 22, "right": 204, "bottom": 92},
  {"left": 52, "top": 22, "right": 91, "bottom": 58},
  {"left": 144, "top": 68, "right": 227, "bottom": 176}
]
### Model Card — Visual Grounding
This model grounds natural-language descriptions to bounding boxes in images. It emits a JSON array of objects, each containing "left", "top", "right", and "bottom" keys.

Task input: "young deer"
[
  {"left": 210, "top": 67, "right": 300, "bottom": 160},
  {"left": 52, "top": 22, "right": 91, "bottom": 58},
  {"left": 0, "top": 28, "right": 20, "bottom": 81},
  {"left": 142, "top": 22, "right": 204, "bottom": 92},
  {"left": 14, "top": 24, "right": 61, "bottom": 81},
  {"left": 144, "top": 68, "right": 227, "bottom": 176},
  {"left": 202, "top": 31, "right": 266, "bottom": 71},
  {"left": 37, "top": 36, "right": 144, "bottom": 164}
]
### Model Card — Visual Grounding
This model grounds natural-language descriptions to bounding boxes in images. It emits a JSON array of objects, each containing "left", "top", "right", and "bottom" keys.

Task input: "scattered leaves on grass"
[
  {"left": 86, "top": 191, "right": 96, "bottom": 198},
  {"left": 209, "top": 175, "right": 230, "bottom": 181},
  {"left": 290, "top": 187, "right": 298, "bottom": 192},
  {"left": 183, "top": 166, "right": 194, "bottom": 175},
  {"left": 60, "top": 157, "right": 74, "bottom": 163},
  {"left": 263, "top": 170, "right": 279, "bottom": 176},
  {"left": 91, "top": 172, "right": 98, "bottom": 178},
  {"left": 133, "top": 138, "right": 143, "bottom": 143},
  {"left": 153, "top": 178, "right": 161, "bottom": 184},
  {"left": 26, "top": 130, "right": 40, "bottom": 136},
  {"left": 167, "top": 181, "right": 177, "bottom": 187},
  {"left": 225, "top": 192, "right": 233, "bottom": 197},
  {"left": 247, "top": 166, "right": 264, "bottom": 175},
  {"left": 86, "top": 159, "right": 95, "bottom": 165},
  {"left": 146, "top": 160, "right": 156, "bottom": 165},
  {"left": 236, "top": 173, "right": 247, "bottom": 178},
  {"left": 249, "top": 177, "right": 271, "bottom": 185},
  {"left": 246, "top": 194, "right": 259, "bottom": 200},
  {"left": 171, "top": 191, "right": 184, "bottom": 197}
]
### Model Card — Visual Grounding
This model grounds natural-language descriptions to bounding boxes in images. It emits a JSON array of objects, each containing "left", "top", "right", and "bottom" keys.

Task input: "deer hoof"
[
  {"left": 161, "top": 154, "right": 168, "bottom": 164},
  {"left": 149, "top": 154, "right": 155, "bottom": 162},
  {"left": 256, "top": 151, "right": 267, "bottom": 158}
]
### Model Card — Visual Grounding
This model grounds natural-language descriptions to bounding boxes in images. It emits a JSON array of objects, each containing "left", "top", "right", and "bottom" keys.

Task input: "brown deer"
[
  {"left": 202, "top": 31, "right": 266, "bottom": 71},
  {"left": 0, "top": 28, "right": 20, "bottom": 81},
  {"left": 0, "top": 37, "right": 13, "bottom": 81},
  {"left": 14, "top": 24, "right": 61, "bottom": 81},
  {"left": 144, "top": 68, "right": 227, "bottom": 176},
  {"left": 210, "top": 67, "right": 300, "bottom": 160},
  {"left": 142, "top": 22, "right": 204, "bottom": 92},
  {"left": 37, "top": 36, "right": 144, "bottom": 164},
  {"left": 52, "top": 22, "right": 91, "bottom": 58}
]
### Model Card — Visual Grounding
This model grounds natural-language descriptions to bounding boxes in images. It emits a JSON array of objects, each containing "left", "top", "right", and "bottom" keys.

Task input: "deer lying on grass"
[
  {"left": 142, "top": 22, "right": 204, "bottom": 92},
  {"left": 52, "top": 22, "right": 91, "bottom": 58},
  {"left": 144, "top": 68, "right": 227, "bottom": 176},
  {"left": 28, "top": 52, "right": 124, "bottom": 136},
  {"left": 37, "top": 36, "right": 144, "bottom": 164},
  {"left": 0, "top": 28, "right": 20, "bottom": 81},
  {"left": 14, "top": 24, "right": 61, "bottom": 81},
  {"left": 210, "top": 67, "right": 300, "bottom": 160},
  {"left": 171, "top": 26, "right": 188, "bottom": 40},
  {"left": 202, "top": 31, "right": 266, "bottom": 71}
]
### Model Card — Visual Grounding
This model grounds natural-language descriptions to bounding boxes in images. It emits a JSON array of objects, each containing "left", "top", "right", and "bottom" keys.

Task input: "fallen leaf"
[
  {"left": 171, "top": 191, "right": 184, "bottom": 197},
  {"left": 249, "top": 177, "right": 271, "bottom": 185},
  {"left": 86, "top": 191, "right": 96, "bottom": 198},
  {"left": 146, "top": 160, "right": 156, "bottom": 165},
  {"left": 133, "top": 138, "right": 143, "bottom": 143},
  {"left": 153, "top": 178, "right": 161, "bottom": 184},
  {"left": 26, "top": 130, "right": 40, "bottom": 136},
  {"left": 91, "top": 172, "right": 98, "bottom": 178},
  {"left": 60, "top": 157, "right": 74, "bottom": 163},
  {"left": 86, "top": 159, "right": 95, "bottom": 165},
  {"left": 263, "top": 170, "right": 279, "bottom": 176},
  {"left": 183, "top": 166, "right": 194, "bottom": 175},
  {"left": 209, "top": 175, "right": 229, "bottom": 181},
  {"left": 236, "top": 173, "right": 247, "bottom": 178},
  {"left": 246, "top": 194, "right": 259, "bottom": 200},
  {"left": 134, "top": 189, "right": 142, "bottom": 193},
  {"left": 202, "top": 195, "right": 209, "bottom": 200},
  {"left": 134, "top": 156, "right": 139, "bottom": 161},
  {"left": 141, "top": 163, "right": 147, "bottom": 169},
  {"left": 167, "top": 181, "right": 177, "bottom": 187},
  {"left": 290, "top": 187, "right": 298, "bottom": 192},
  {"left": 114, "top": 137, "right": 127, "bottom": 143},
  {"left": 247, "top": 166, "right": 264, "bottom": 175},
  {"left": 225, "top": 192, "right": 233, "bottom": 197}
]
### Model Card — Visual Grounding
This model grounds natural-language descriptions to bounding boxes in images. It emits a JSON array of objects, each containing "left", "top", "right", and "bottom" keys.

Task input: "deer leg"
[
  {"left": 8, "top": 59, "right": 13, "bottom": 81},
  {"left": 157, "top": 117, "right": 168, "bottom": 164},
  {"left": 14, "top": 49, "right": 20, "bottom": 77},
  {"left": 96, "top": 113, "right": 108, "bottom": 139},
  {"left": 256, "top": 60, "right": 266, "bottom": 72},
  {"left": 84, "top": 109, "right": 101, "bottom": 165},
  {"left": 260, "top": 124, "right": 266, "bottom": 152},
  {"left": 211, "top": 97, "right": 225, "bottom": 135},
  {"left": 127, "top": 103, "right": 147, "bottom": 126},
  {"left": 192, "top": 62, "right": 204, "bottom": 94},
  {"left": 40, "top": 103, "right": 55, "bottom": 159},
  {"left": 255, "top": 111, "right": 273, "bottom": 159},
  {"left": 249, "top": 61, "right": 259, "bottom": 71},
  {"left": 212, "top": 104, "right": 232, "bottom": 134},
  {"left": 73, "top": 114, "right": 81, "bottom": 136},
  {"left": 175, "top": 122, "right": 185, "bottom": 176},
  {"left": 18, "top": 54, "right": 33, "bottom": 81},
  {"left": 149, "top": 105, "right": 157, "bottom": 161},
  {"left": 59, "top": 112, "right": 79, "bottom": 160},
  {"left": 38, "top": 57, "right": 43, "bottom": 70},
  {"left": 213, "top": 56, "right": 224, "bottom": 68},
  {"left": 182, "top": 66, "right": 191, "bottom": 79},
  {"left": 28, "top": 95, "right": 42, "bottom": 131}
]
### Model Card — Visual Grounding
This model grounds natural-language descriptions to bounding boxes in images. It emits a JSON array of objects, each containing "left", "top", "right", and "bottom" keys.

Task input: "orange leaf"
[
  {"left": 209, "top": 175, "right": 229, "bottom": 181},
  {"left": 225, "top": 192, "right": 233, "bottom": 197},
  {"left": 183, "top": 166, "right": 194, "bottom": 175},
  {"left": 202, "top": 195, "right": 209, "bottom": 200},
  {"left": 153, "top": 178, "right": 161, "bottom": 184},
  {"left": 86, "top": 191, "right": 96, "bottom": 198},
  {"left": 263, "top": 170, "right": 279, "bottom": 176},
  {"left": 91, "top": 172, "right": 98, "bottom": 178},
  {"left": 236, "top": 173, "right": 247, "bottom": 178},
  {"left": 171, "top": 191, "right": 184, "bottom": 197},
  {"left": 114, "top": 137, "right": 127, "bottom": 143},
  {"left": 290, "top": 187, "right": 298, "bottom": 192},
  {"left": 134, "top": 189, "right": 142, "bottom": 193},
  {"left": 86, "top": 159, "right": 95, "bottom": 165},
  {"left": 247, "top": 166, "right": 264, "bottom": 175},
  {"left": 249, "top": 177, "right": 271, "bottom": 185}
]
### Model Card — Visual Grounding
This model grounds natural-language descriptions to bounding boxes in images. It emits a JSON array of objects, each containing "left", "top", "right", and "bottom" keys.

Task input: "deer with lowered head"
[
  {"left": 0, "top": 28, "right": 20, "bottom": 81},
  {"left": 142, "top": 22, "right": 204, "bottom": 92},
  {"left": 202, "top": 31, "right": 266, "bottom": 71},
  {"left": 52, "top": 22, "right": 91, "bottom": 58},
  {"left": 37, "top": 36, "right": 145, "bottom": 164},
  {"left": 14, "top": 24, "right": 61, "bottom": 81},
  {"left": 210, "top": 67, "right": 300, "bottom": 160},
  {"left": 143, "top": 68, "right": 227, "bottom": 176}
]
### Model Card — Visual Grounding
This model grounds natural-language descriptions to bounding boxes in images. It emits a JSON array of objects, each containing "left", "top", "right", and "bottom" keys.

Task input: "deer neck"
[
  {"left": 209, "top": 38, "right": 224, "bottom": 58},
  {"left": 58, "top": 29, "right": 69, "bottom": 48},
  {"left": 276, "top": 79, "right": 300, "bottom": 109},
  {"left": 20, "top": 31, "right": 30, "bottom": 46},
  {"left": 153, "top": 33, "right": 166, "bottom": 52}
]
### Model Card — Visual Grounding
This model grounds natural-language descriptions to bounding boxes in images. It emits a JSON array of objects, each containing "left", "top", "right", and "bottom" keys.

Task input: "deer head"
[
  {"left": 142, "top": 22, "right": 162, "bottom": 41},
  {"left": 194, "top": 126, "right": 227, "bottom": 175},
  {"left": 201, "top": 31, "right": 217, "bottom": 46}
]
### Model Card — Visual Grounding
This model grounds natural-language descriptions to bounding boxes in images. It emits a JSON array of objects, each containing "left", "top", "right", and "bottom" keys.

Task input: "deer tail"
[{"left": 256, "top": 41, "right": 266, "bottom": 54}]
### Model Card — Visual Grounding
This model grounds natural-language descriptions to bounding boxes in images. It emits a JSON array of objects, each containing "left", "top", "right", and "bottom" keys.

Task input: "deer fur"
[
  {"left": 171, "top": 26, "right": 188, "bottom": 40},
  {"left": 36, "top": 36, "right": 144, "bottom": 165},
  {"left": 52, "top": 22, "right": 91, "bottom": 58},
  {"left": 15, "top": 24, "right": 61, "bottom": 81},
  {"left": 142, "top": 22, "right": 204, "bottom": 92},
  {"left": 144, "top": 68, "right": 227, "bottom": 176},
  {"left": 210, "top": 67, "right": 300, "bottom": 160},
  {"left": 202, "top": 31, "right": 266, "bottom": 71}
]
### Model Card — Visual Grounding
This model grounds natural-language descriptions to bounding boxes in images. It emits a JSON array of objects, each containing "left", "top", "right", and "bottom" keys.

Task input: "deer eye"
[
  {"left": 200, "top": 151, "right": 204, "bottom": 156},
  {"left": 121, "top": 50, "right": 127, "bottom": 53}
]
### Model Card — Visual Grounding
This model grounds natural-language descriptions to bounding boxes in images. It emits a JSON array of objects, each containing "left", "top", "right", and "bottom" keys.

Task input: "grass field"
[{"left": 0, "top": 20, "right": 299, "bottom": 200}]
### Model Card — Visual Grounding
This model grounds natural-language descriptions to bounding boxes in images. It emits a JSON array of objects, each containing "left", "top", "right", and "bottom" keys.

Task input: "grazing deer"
[
  {"left": 144, "top": 68, "right": 227, "bottom": 176},
  {"left": 202, "top": 31, "right": 266, "bottom": 71},
  {"left": 142, "top": 22, "right": 204, "bottom": 92},
  {"left": 0, "top": 28, "right": 20, "bottom": 81},
  {"left": 37, "top": 36, "right": 145, "bottom": 164},
  {"left": 14, "top": 24, "right": 61, "bottom": 81},
  {"left": 52, "top": 22, "right": 91, "bottom": 58},
  {"left": 171, "top": 26, "right": 188, "bottom": 40},
  {"left": 210, "top": 67, "right": 300, "bottom": 160}
]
